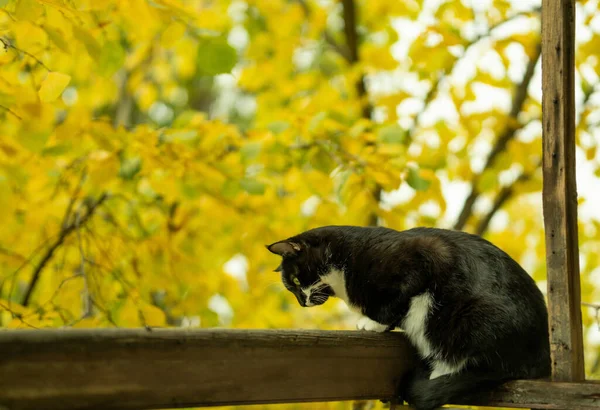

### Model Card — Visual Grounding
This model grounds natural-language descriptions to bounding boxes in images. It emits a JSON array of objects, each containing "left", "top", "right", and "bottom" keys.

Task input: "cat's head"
[{"left": 266, "top": 237, "right": 334, "bottom": 307}]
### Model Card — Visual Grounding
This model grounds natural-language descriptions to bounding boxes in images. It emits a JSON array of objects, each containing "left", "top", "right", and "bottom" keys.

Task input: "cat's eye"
[{"left": 292, "top": 277, "right": 301, "bottom": 286}]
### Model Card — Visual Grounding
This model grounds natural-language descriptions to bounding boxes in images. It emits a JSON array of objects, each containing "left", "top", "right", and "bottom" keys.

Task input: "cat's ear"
[{"left": 266, "top": 241, "right": 302, "bottom": 257}]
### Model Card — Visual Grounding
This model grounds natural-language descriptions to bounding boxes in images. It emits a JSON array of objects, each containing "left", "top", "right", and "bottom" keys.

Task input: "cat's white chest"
[
  {"left": 320, "top": 268, "right": 361, "bottom": 314},
  {"left": 401, "top": 293, "right": 468, "bottom": 379},
  {"left": 401, "top": 292, "right": 434, "bottom": 359}
]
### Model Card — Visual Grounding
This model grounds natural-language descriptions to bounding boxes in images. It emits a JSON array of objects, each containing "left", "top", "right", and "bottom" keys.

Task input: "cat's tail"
[{"left": 405, "top": 370, "right": 511, "bottom": 410}]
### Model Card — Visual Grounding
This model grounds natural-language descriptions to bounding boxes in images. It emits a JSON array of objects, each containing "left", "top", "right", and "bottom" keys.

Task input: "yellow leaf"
[
  {"left": 161, "top": 21, "right": 187, "bottom": 47},
  {"left": 15, "top": 0, "right": 44, "bottom": 20},
  {"left": 140, "top": 303, "right": 167, "bottom": 327},
  {"left": 72, "top": 317, "right": 102, "bottom": 328},
  {"left": 360, "top": 44, "right": 398, "bottom": 71},
  {"left": 38, "top": 72, "right": 71, "bottom": 102},
  {"left": 0, "top": 299, "right": 33, "bottom": 316},
  {"left": 585, "top": 146, "right": 596, "bottom": 161},
  {"left": 36, "top": 0, "right": 77, "bottom": 16}
]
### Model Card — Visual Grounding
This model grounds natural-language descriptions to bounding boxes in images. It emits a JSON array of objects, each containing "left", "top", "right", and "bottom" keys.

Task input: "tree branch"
[
  {"left": 475, "top": 74, "right": 598, "bottom": 237},
  {"left": 453, "top": 41, "right": 542, "bottom": 231},
  {"left": 75, "top": 208, "right": 93, "bottom": 319},
  {"left": 0, "top": 246, "right": 27, "bottom": 262},
  {"left": 341, "top": 0, "right": 359, "bottom": 63},
  {"left": 113, "top": 69, "right": 133, "bottom": 129},
  {"left": 474, "top": 160, "right": 540, "bottom": 236},
  {"left": 22, "top": 193, "right": 108, "bottom": 307},
  {"left": 340, "top": 0, "right": 372, "bottom": 119},
  {"left": 324, "top": 31, "right": 352, "bottom": 62},
  {"left": 0, "top": 104, "right": 22, "bottom": 120},
  {"left": 0, "top": 301, "right": 40, "bottom": 329},
  {"left": 406, "top": 8, "right": 540, "bottom": 143},
  {"left": 0, "top": 9, "right": 16, "bottom": 21},
  {"left": 338, "top": 0, "right": 380, "bottom": 226},
  {"left": 0, "top": 37, "right": 51, "bottom": 72},
  {"left": 295, "top": 0, "right": 352, "bottom": 62}
]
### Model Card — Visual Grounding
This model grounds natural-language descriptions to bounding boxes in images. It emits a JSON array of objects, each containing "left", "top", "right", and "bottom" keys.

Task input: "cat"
[{"left": 267, "top": 225, "right": 550, "bottom": 410}]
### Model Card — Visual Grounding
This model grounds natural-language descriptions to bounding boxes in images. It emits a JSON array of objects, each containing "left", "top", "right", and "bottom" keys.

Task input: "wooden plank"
[
  {"left": 0, "top": 328, "right": 417, "bottom": 410},
  {"left": 456, "top": 379, "right": 600, "bottom": 410},
  {"left": 1, "top": 329, "right": 599, "bottom": 410},
  {"left": 541, "top": 0, "right": 585, "bottom": 382}
]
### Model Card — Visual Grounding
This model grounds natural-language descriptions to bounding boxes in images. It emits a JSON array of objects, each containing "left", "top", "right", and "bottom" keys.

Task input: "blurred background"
[{"left": 0, "top": 0, "right": 599, "bottom": 408}]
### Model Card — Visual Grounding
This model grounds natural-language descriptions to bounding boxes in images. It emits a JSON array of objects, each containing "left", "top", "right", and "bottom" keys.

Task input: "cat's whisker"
[
  {"left": 311, "top": 295, "right": 329, "bottom": 302},
  {"left": 312, "top": 284, "right": 328, "bottom": 293}
]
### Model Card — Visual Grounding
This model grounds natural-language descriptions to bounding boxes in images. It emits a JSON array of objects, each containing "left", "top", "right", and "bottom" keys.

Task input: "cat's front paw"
[{"left": 356, "top": 316, "right": 388, "bottom": 332}]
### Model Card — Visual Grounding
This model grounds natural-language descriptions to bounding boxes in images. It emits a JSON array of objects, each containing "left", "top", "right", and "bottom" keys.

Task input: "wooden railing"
[{"left": 1, "top": 328, "right": 598, "bottom": 410}]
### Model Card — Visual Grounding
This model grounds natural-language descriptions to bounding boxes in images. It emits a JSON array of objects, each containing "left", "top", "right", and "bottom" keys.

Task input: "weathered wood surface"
[
  {"left": 459, "top": 379, "right": 600, "bottom": 410},
  {"left": 0, "top": 328, "right": 417, "bottom": 410},
  {"left": 541, "top": 0, "right": 585, "bottom": 382},
  {"left": 1, "top": 329, "right": 599, "bottom": 410}
]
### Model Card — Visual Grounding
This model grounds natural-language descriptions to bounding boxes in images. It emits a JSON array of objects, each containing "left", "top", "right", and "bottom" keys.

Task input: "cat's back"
[
  {"left": 402, "top": 227, "right": 524, "bottom": 271},
  {"left": 398, "top": 227, "right": 544, "bottom": 298}
]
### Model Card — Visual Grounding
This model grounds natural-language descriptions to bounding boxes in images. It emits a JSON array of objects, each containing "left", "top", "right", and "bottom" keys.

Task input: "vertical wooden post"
[{"left": 541, "top": 0, "right": 585, "bottom": 382}]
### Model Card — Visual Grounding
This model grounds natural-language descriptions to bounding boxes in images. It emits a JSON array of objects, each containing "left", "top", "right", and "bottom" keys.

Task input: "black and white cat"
[{"left": 267, "top": 225, "right": 550, "bottom": 410}]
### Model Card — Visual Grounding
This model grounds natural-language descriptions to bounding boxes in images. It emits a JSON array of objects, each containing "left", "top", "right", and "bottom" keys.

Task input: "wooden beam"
[
  {"left": 0, "top": 329, "right": 416, "bottom": 410},
  {"left": 1, "top": 329, "right": 599, "bottom": 410},
  {"left": 457, "top": 379, "right": 600, "bottom": 410},
  {"left": 541, "top": 0, "right": 585, "bottom": 381}
]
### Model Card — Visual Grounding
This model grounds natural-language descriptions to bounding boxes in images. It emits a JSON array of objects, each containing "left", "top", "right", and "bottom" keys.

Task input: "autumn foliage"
[{"left": 1, "top": 0, "right": 599, "bottom": 394}]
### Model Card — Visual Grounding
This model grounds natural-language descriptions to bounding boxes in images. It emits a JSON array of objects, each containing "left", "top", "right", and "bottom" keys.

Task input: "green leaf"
[
  {"left": 0, "top": 92, "right": 16, "bottom": 106},
  {"left": 377, "top": 124, "right": 406, "bottom": 144},
  {"left": 478, "top": 170, "right": 498, "bottom": 192},
  {"left": 73, "top": 26, "right": 101, "bottom": 60},
  {"left": 311, "top": 149, "right": 334, "bottom": 174},
  {"left": 328, "top": 110, "right": 351, "bottom": 126},
  {"left": 240, "top": 142, "right": 261, "bottom": 162},
  {"left": 197, "top": 37, "right": 237, "bottom": 76},
  {"left": 41, "top": 144, "right": 70, "bottom": 156},
  {"left": 161, "top": 130, "right": 198, "bottom": 143},
  {"left": 137, "top": 178, "right": 157, "bottom": 199},
  {"left": 316, "top": 50, "right": 340, "bottom": 76},
  {"left": 98, "top": 41, "right": 126, "bottom": 76},
  {"left": 180, "top": 181, "right": 202, "bottom": 199},
  {"left": 119, "top": 157, "right": 142, "bottom": 180},
  {"left": 44, "top": 26, "right": 70, "bottom": 54},
  {"left": 20, "top": 130, "right": 50, "bottom": 152},
  {"left": 334, "top": 169, "right": 352, "bottom": 201},
  {"left": 267, "top": 121, "right": 289, "bottom": 134},
  {"left": 222, "top": 179, "right": 240, "bottom": 198},
  {"left": 308, "top": 111, "right": 326, "bottom": 132},
  {"left": 406, "top": 167, "right": 430, "bottom": 191},
  {"left": 240, "top": 178, "right": 265, "bottom": 195}
]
